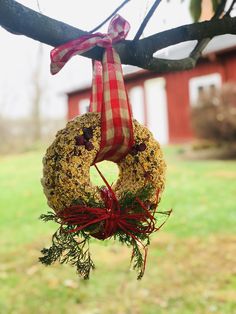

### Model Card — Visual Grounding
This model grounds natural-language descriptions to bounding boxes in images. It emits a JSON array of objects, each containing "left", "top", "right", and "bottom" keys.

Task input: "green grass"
[{"left": 0, "top": 147, "right": 236, "bottom": 314}]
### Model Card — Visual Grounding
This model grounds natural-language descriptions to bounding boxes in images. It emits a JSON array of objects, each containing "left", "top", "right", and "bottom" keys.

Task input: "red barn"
[{"left": 67, "top": 35, "right": 236, "bottom": 144}]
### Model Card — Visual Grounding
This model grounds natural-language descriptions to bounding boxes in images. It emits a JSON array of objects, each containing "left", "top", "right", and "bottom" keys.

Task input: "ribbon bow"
[
  {"left": 57, "top": 165, "right": 159, "bottom": 277},
  {"left": 50, "top": 15, "right": 130, "bottom": 74},
  {"left": 50, "top": 15, "right": 134, "bottom": 162},
  {"left": 57, "top": 165, "right": 171, "bottom": 278}
]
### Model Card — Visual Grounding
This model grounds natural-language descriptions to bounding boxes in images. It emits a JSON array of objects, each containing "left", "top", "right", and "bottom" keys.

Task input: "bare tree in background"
[{"left": 31, "top": 43, "right": 43, "bottom": 142}]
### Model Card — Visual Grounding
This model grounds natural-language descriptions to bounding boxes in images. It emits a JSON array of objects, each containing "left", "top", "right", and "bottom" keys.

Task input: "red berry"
[
  {"left": 75, "top": 135, "right": 85, "bottom": 146},
  {"left": 83, "top": 127, "right": 93, "bottom": 140},
  {"left": 138, "top": 143, "right": 146, "bottom": 152},
  {"left": 130, "top": 147, "right": 138, "bottom": 155},
  {"left": 85, "top": 141, "right": 94, "bottom": 151}
]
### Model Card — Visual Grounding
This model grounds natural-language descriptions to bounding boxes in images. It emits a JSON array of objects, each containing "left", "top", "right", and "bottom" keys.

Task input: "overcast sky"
[{"left": 0, "top": 0, "right": 192, "bottom": 119}]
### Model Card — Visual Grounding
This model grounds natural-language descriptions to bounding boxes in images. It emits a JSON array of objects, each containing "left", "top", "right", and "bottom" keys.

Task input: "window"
[
  {"left": 189, "top": 73, "right": 222, "bottom": 106},
  {"left": 78, "top": 98, "right": 89, "bottom": 114},
  {"left": 128, "top": 86, "right": 145, "bottom": 124}
]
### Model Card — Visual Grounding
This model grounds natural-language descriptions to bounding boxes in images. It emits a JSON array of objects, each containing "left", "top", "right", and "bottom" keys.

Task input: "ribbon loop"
[
  {"left": 96, "top": 34, "right": 112, "bottom": 48},
  {"left": 50, "top": 14, "right": 130, "bottom": 75},
  {"left": 50, "top": 14, "right": 134, "bottom": 163}
]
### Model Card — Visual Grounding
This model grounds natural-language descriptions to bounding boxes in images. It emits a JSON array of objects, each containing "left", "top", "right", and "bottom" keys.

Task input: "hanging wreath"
[{"left": 39, "top": 15, "right": 171, "bottom": 280}]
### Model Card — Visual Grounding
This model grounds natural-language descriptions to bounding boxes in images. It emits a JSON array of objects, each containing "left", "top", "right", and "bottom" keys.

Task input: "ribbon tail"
[
  {"left": 89, "top": 60, "right": 103, "bottom": 112},
  {"left": 94, "top": 47, "right": 134, "bottom": 163},
  {"left": 94, "top": 164, "right": 119, "bottom": 205}
]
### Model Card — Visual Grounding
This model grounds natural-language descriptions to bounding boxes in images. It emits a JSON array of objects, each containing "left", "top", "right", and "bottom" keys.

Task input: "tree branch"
[
  {"left": 140, "top": 56, "right": 197, "bottom": 73},
  {"left": 1, "top": 0, "right": 236, "bottom": 73},
  {"left": 0, "top": 0, "right": 105, "bottom": 60},
  {"left": 138, "top": 16, "right": 236, "bottom": 57},
  {"left": 189, "top": 0, "right": 227, "bottom": 63},
  {"left": 225, "top": 0, "right": 236, "bottom": 16},
  {"left": 0, "top": 0, "right": 87, "bottom": 44}
]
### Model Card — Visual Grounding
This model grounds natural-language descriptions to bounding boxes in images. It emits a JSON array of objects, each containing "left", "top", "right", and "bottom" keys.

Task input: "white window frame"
[
  {"left": 78, "top": 98, "right": 90, "bottom": 114},
  {"left": 128, "top": 86, "right": 145, "bottom": 124},
  {"left": 189, "top": 73, "right": 222, "bottom": 106}
]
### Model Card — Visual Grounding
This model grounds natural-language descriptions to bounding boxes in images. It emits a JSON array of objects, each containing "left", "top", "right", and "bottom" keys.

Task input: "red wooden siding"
[
  {"left": 165, "top": 60, "right": 227, "bottom": 142},
  {"left": 67, "top": 51, "right": 236, "bottom": 143},
  {"left": 68, "top": 91, "right": 90, "bottom": 120},
  {"left": 224, "top": 53, "right": 236, "bottom": 81}
]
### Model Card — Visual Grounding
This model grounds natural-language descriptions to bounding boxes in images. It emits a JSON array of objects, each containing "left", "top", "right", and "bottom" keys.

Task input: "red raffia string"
[{"left": 57, "top": 165, "right": 172, "bottom": 275}]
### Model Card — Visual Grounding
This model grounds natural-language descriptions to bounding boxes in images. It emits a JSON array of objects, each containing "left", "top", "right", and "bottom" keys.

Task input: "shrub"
[{"left": 191, "top": 82, "right": 236, "bottom": 142}]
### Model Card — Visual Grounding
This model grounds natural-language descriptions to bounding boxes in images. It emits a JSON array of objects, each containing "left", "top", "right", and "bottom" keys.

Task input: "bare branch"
[
  {"left": 134, "top": 0, "right": 162, "bottom": 40},
  {"left": 147, "top": 0, "right": 231, "bottom": 75},
  {"left": 214, "top": 0, "right": 228, "bottom": 17},
  {"left": 36, "top": 0, "right": 42, "bottom": 14},
  {"left": 139, "top": 56, "right": 197, "bottom": 73},
  {"left": 1, "top": 0, "right": 236, "bottom": 73},
  {"left": 0, "top": 0, "right": 87, "bottom": 43},
  {"left": 189, "top": 0, "right": 227, "bottom": 63},
  {"left": 225, "top": 0, "right": 236, "bottom": 16},
  {"left": 138, "top": 16, "right": 236, "bottom": 57},
  {"left": 189, "top": 38, "right": 210, "bottom": 61},
  {"left": 89, "top": 0, "right": 130, "bottom": 33}
]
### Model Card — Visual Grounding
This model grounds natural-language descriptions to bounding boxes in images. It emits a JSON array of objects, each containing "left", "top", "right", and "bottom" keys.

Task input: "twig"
[
  {"left": 134, "top": 0, "right": 162, "bottom": 40},
  {"left": 36, "top": 0, "right": 42, "bottom": 13},
  {"left": 89, "top": 0, "right": 131, "bottom": 33},
  {"left": 189, "top": 0, "right": 227, "bottom": 62},
  {"left": 225, "top": 0, "right": 236, "bottom": 16},
  {"left": 214, "top": 0, "right": 228, "bottom": 17}
]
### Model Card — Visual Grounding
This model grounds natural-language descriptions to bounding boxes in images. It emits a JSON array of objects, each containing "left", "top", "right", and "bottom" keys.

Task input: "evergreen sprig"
[
  {"left": 39, "top": 213, "right": 95, "bottom": 279},
  {"left": 39, "top": 184, "right": 165, "bottom": 280}
]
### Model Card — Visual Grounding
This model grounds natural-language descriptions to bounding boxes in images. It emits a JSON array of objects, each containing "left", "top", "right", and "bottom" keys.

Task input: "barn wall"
[
  {"left": 68, "top": 91, "right": 90, "bottom": 120},
  {"left": 223, "top": 53, "right": 236, "bottom": 81},
  {"left": 68, "top": 94, "right": 80, "bottom": 120},
  {"left": 67, "top": 52, "right": 236, "bottom": 143},
  {"left": 165, "top": 71, "right": 193, "bottom": 142},
  {"left": 165, "top": 59, "right": 227, "bottom": 142}
]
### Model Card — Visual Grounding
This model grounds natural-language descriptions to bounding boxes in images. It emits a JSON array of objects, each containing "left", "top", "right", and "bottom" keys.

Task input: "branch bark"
[
  {"left": 138, "top": 15, "right": 236, "bottom": 55},
  {"left": 1, "top": 0, "right": 236, "bottom": 72}
]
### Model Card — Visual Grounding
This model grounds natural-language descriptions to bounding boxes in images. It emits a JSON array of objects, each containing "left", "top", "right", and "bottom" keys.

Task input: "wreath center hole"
[{"left": 90, "top": 161, "right": 119, "bottom": 187}]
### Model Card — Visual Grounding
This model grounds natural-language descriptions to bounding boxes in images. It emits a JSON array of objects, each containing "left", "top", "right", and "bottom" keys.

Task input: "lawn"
[{"left": 0, "top": 147, "right": 235, "bottom": 314}]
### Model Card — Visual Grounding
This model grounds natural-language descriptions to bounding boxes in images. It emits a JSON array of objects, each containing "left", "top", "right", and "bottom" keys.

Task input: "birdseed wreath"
[
  {"left": 39, "top": 15, "right": 171, "bottom": 280},
  {"left": 40, "top": 112, "right": 169, "bottom": 279}
]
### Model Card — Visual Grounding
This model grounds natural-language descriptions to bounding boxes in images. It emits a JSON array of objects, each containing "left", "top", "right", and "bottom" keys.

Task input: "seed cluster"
[
  {"left": 75, "top": 127, "right": 94, "bottom": 151},
  {"left": 42, "top": 112, "right": 166, "bottom": 212}
]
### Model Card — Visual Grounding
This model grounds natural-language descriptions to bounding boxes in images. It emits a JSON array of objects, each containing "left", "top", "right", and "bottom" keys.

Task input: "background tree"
[
  {"left": 0, "top": 0, "right": 236, "bottom": 73},
  {"left": 31, "top": 43, "right": 43, "bottom": 142}
]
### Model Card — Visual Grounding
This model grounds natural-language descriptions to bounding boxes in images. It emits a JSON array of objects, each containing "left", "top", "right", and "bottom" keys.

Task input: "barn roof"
[{"left": 67, "top": 34, "right": 236, "bottom": 95}]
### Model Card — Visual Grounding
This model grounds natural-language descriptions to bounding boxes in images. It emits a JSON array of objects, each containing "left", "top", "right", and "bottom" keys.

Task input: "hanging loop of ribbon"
[{"left": 50, "top": 15, "right": 134, "bottom": 162}]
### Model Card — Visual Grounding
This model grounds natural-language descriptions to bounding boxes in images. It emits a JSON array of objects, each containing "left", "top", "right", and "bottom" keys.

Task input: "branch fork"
[{"left": 0, "top": 0, "right": 235, "bottom": 72}]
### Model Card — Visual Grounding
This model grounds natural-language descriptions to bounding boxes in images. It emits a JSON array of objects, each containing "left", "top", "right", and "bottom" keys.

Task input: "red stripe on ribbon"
[{"left": 50, "top": 15, "right": 134, "bottom": 162}]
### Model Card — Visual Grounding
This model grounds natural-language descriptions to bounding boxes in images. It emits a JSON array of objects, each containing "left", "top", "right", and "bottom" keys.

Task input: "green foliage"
[
  {"left": 190, "top": 83, "right": 236, "bottom": 145},
  {"left": 39, "top": 213, "right": 95, "bottom": 279},
  {"left": 211, "top": 0, "right": 222, "bottom": 12},
  {"left": 39, "top": 184, "right": 160, "bottom": 280},
  {"left": 189, "top": 0, "right": 202, "bottom": 22},
  {"left": 189, "top": 0, "right": 223, "bottom": 21},
  {"left": 118, "top": 183, "right": 154, "bottom": 210}
]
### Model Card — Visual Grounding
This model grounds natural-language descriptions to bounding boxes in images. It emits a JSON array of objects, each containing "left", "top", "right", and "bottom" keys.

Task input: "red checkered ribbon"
[{"left": 50, "top": 15, "right": 134, "bottom": 162}]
